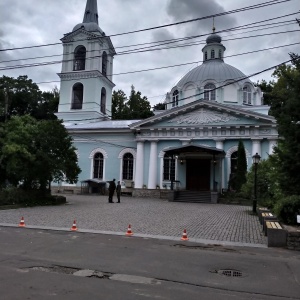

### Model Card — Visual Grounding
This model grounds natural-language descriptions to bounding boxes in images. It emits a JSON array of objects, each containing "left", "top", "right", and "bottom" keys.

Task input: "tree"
[
  {"left": 1, "top": 115, "right": 81, "bottom": 192},
  {"left": 0, "top": 75, "right": 59, "bottom": 120},
  {"left": 266, "top": 53, "right": 300, "bottom": 195},
  {"left": 233, "top": 140, "right": 247, "bottom": 191},
  {"left": 153, "top": 102, "right": 166, "bottom": 110},
  {"left": 111, "top": 86, "right": 154, "bottom": 120},
  {"left": 111, "top": 89, "right": 129, "bottom": 120}
]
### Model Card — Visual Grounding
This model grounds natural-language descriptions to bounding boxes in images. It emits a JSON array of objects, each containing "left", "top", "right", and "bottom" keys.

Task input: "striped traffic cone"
[
  {"left": 126, "top": 224, "right": 133, "bottom": 236},
  {"left": 70, "top": 220, "right": 78, "bottom": 231},
  {"left": 18, "top": 217, "right": 26, "bottom": 227},
  {"left": 181, "top": 229, "right": 189, "bottom": 241}
]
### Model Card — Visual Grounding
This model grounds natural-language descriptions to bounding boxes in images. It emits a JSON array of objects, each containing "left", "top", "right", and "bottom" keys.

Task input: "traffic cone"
[
  {"left": 18, "top": 217, "right": 26, "bottom": 227},
  {"left": 126, "top": 224, "right": 133, "bottom": 236},
  {"left": 70, "top": 220, "right": 78, "bottom": 231},
  {"left": 181, "top": 229, "right": 189, "bottom": 241}
]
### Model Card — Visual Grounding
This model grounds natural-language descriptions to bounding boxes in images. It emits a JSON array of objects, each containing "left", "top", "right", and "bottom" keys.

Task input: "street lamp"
[{"left": 252, "top": 152, "right": 261, "bottom": 213}]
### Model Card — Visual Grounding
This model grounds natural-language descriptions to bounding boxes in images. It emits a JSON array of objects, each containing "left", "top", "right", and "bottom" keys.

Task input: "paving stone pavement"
[{"left": 0, "top": 194, "right": 267, "bottom": 247}]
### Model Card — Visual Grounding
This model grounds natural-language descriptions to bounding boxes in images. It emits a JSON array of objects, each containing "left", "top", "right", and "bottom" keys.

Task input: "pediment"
[
  {"left": 130, "top": 100, "right": 276, "bottom": 129},
  {"left": 61, "top": 29, "right": 101, "bottom": 43}
]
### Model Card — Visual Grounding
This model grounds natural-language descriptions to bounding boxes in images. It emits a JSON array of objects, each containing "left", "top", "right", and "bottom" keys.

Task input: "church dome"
[
  {"left": 73, "top": 22, "right": 103, "bottom": 33},
  {"left": 176, "top": 59, "right": 249, "bottom": 88},
  {"left": 206, "top": 33, "right": 222, "bottom": 44}
]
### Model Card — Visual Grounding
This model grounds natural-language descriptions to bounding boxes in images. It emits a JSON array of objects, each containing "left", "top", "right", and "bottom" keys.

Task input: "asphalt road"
[{"left": 0, "top": 227, "right": 299, "bottom": 300}]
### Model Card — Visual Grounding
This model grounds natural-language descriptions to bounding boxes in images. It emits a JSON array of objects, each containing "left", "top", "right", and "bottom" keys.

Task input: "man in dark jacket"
[
  {"left": 108, "top": 179, "right": 116, "bottom": 203},
  {"left": 116, "top": 181, "right": 121, "bottom": 203}
]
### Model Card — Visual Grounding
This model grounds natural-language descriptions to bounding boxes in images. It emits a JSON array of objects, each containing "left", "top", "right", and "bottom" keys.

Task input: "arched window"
[
  {"left": 218, "top": 49, "right": 222, "bottom": 59},
  {"left": 211, "top": 49, "right": 215, "bottom": 59},
  {"left": 122, "top": 153, "right": 133, "bottom": 180},
  {"left": 101, "top": 87, "right": 106, "bottom": 114},
  {"left": 71, "top": 83, "right": 83, "bottom": 109},
  {"left": 93, "top": 153, "right": 104, "bottom": 179},
  {"left": 163, "top": 154, "right": 175, "bottom": 181},
  {"left": 243, "top": 85, "right": 252, "bottom": 104},
  {"left": 204, "top": 83, "right": 216, "bottom": 101},
  {"left": 73, "top": 46, "right": 86, "bottom": 71},
  {"left": 204, "top": 51, "right": 208, "bottom": 61},
  {"left": 102, "top": 51, "right": 107, "bottom": 76},
  {"left": 172, "top": 90, "right": 179, "bottom": 107}
]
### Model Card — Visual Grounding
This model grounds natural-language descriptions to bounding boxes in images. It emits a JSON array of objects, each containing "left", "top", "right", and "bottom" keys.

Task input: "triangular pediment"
[{"left": 130, "top": 100, "right": 276, "bottom": 129}]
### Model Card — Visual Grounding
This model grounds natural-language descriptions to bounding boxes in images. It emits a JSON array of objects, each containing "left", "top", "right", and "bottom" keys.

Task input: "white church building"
[{"left": 55, "top": 0, "right": 278, "bottom": 201}]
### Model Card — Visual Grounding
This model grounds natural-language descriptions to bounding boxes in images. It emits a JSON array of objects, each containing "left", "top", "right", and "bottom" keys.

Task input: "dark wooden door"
[{"left": 186, "top": 159, "right": 210, "bottom": 191}]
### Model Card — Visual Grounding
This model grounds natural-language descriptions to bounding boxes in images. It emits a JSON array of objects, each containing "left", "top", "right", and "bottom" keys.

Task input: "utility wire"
[
  {"left": 1, "top": 29, "right": 299, "bottom": 71},
  {"left": 0, "top": 0, "right": 292, "bottom": 52}
]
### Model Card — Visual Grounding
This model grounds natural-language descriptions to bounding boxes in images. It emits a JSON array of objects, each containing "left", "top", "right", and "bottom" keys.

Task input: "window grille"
[
  {"left": 163, "top": 154, "right": 175, "bottom": 181},
  {"left": 172, "top": 90, "right": 179, "bottom": 107},
  {"left": 93, "top": 153, "right": 104, "bottom": 179},
  {"left": 204, "top": 83, "right": 216, "bottom": 101},
  {"left": 243, "top": 86, "right": 252, "bottom": 104},
  {"left": 122, "top": 153, "right": 134, "bottom": 180}
]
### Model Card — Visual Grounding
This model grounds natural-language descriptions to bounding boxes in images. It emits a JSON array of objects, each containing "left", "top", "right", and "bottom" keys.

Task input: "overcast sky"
[{"left": 0, "top": 0, "right": 299, "bottom": 106}]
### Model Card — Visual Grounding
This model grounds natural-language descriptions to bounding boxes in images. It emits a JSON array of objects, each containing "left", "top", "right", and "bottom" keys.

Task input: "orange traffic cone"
[
  {"left": 181, "top": 229, "right": 189, "bottom": 241},
  {"left": 18, "top": 217, "right": 26, "bottom": 227},
  {"left": 126, "top": 224, "right": 133, "bottom": 236},
  {"left": 71, "top": 220, "right": 78, "bottom": 231}
]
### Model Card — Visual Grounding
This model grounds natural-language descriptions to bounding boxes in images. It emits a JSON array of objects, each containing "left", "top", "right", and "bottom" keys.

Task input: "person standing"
[
  {"left": 108, "top": 179, "right": 116, "bottom": 203},
  {"left": 116, "top": 181, "right": 121, "bottom": 203}
]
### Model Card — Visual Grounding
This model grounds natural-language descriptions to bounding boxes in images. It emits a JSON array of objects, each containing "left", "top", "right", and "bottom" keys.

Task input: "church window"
[
  {"left": 163, "top": 154, "right": 175, "bottom": 181},
  {"left": 172, "top": 90, "right": 179, "bottom": 107},
  {"left": 71, "top": 83, "right": 83, "bottom": 109},
  {"left": 101, "top": 87, "right": 106, "bottom": 114},
  {"left": 219, "top": 49, "right": 222, "bottom": 58},
  {"left": 243, "top": 85, "right": 252, "bottom": 104},
  {"left": 122, "top": 153, "right": 133, "bottom": 180},
  {"left": 204, "top": 83, "right": 216, "bottom": 101},
  {"left": 205, "top": 51, "right": 207, "bottom": 61},
  {"left": 73, "top": 46, "right": 86, "bottom": 71},
  {"left": 211, "top": 49, "right": 215, "bottom": 59},
  {"left": 102, "top": 51, "right": 108, "bottom": 76},
  {"left": 93, "top": 152, "right": 104, "bottom": 179}
]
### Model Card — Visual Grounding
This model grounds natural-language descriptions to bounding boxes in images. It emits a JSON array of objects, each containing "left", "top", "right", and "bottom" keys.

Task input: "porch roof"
[{"left": 165, "top": 144, "right": 225, "bottom": 157}]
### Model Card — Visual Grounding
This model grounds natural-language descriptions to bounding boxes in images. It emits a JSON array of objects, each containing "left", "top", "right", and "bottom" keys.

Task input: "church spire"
[{"left": 83, "top": 0, "right": 99, "bottom": 24}]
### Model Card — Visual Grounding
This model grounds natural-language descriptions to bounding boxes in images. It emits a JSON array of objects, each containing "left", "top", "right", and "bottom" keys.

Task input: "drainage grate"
[{"left": 214, "top": 269, "right": 244, "bottom": 277}]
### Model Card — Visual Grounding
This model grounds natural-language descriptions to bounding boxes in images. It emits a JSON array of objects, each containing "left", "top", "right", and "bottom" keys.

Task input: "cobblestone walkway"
[{"left": 0, "top": 195, "right": 267, "bottom": 247}]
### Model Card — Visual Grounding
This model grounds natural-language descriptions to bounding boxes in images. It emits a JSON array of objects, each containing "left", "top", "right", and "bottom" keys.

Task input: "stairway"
[{"left": 174, "top": 191, "right": 212, "bottom": 203}]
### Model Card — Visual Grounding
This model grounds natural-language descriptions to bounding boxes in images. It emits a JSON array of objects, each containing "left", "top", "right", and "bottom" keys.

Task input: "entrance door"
[{"left": 186, "top": 159, "right": 210, "bottom": 191}]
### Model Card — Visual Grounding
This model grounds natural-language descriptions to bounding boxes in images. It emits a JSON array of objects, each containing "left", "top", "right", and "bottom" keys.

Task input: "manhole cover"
[{"left": 217, "top": 269, "right": 244, "bottom": 277}]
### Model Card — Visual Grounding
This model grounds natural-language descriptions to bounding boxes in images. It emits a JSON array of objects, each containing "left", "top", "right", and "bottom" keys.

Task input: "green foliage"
[
  {"left": 268, "top": 54, "right": 300, "bottom": 195},
  {"left": 241, "top": 156, "right": 283, "bottom": 208},
  {"left": 0, "top": 75, "right": 59, "bottom": 120},
  {"left": 153, "top": 102, "right": 166, "bottom": 110},
  {"left": 0, "top": 186, "right": 66, "bottom": 206},
  {"left": 112, "top": 86, "right": 154, "bottom": 120},
  {"left": 1, "top": 115, "right": 81, "bottom": 191},
  {"left": 273, "top": 195, "right": 300, "bottom": 225},
  {"left": 234, "top": 140, "right": 247, "bottom": 191}
]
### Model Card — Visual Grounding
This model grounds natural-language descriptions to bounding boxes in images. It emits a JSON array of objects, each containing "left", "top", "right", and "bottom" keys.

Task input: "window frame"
[
  {"left": 172, "top": 90, "right": 179, "bottom": 107},
  {"left": 204, "top": 83, "right": 216, "bottom": 101},
  {"left": 71, "top": 83, "right": 84, "bottom": 109},
  {"left": 122, "top": 153, "right": 134, "bottom": 180},
  {"left": 163, "top": 154, "right": 175, "bottom": 181},
  {"left": 93, "top": 152, "right": 104, "bottom": 179},
  {"left": 243, "top": 85, "right": 252, "bottom": 104},
  {"left": 73, "top": 46, "right": 86, "bottom": 71}
]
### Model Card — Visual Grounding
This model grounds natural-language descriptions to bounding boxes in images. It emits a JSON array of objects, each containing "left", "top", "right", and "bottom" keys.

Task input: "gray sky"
[{"left": 0, "top": 0, "right": 299, "bottom": 106}]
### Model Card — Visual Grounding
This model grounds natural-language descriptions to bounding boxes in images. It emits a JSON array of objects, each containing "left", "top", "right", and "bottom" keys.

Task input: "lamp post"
[{"left": 252, "top": 152, "right": 261, "bottom": 213}]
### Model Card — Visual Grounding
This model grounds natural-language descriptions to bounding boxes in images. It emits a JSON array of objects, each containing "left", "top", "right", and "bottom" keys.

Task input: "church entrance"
[{"left": 186, "top": 159, "right": 210, "bottom": 191}]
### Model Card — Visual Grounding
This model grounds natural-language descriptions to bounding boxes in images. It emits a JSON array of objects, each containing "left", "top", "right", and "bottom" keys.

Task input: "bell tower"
[{"left": 56, "top": 0, "right": 116, "bottom": 124}]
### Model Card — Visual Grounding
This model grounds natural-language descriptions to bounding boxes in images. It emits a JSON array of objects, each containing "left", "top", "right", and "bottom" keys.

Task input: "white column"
[
  {"left": 252, "top": 139, "right": 261, "bottom": 156},
  {"left": 268, "top": 140, "right": 277, "bottom": 154},
  {"left": 134, "top": 141, "right": 144, "bottom": 188},
  {"left": 215, "top": 140, "right": 224, "bottom": 191},
  {"left": 148, "top": 141, "right": 158, "bottom": 189}
]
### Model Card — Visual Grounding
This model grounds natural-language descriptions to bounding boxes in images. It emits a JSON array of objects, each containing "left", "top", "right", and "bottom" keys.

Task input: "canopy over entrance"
[{"left": 164, "top": 144, "right": 225, "bottom": 158}]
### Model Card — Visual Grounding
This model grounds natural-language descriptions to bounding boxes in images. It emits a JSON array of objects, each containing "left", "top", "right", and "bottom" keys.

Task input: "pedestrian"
[
  {"left": 108, "top": 179, "right": 116, "bottom": 203},
  {"left": 116, "top": 181, "right": 121, "bottom": 203}
]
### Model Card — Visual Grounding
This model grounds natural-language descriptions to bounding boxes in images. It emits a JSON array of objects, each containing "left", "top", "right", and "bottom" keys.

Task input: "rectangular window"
[
  {"left": 123, "top": 160, "right": 133, "bottom": 180},
  {"left": 93, "top": 160, "right": 103, "bottom": 179},
  {"left": 163, "top": 158, "right": 175, "bottom": 181}
]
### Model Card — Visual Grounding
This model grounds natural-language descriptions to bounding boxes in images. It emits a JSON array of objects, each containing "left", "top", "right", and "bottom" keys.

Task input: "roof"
[
  {"left": 176, "top": 60, "right": 250, "bottom": 88},
  {"left": 65, "top": 120, "right": 140, "bottom": 130}
]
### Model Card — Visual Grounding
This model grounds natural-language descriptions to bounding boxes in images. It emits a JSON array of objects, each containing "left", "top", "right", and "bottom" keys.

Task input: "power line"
[
  {"left": 0, "top": 0, "right": 292, "bottom": 52},
  {"left": 1, "top": 29, "right": 299, "bottom": 72}
]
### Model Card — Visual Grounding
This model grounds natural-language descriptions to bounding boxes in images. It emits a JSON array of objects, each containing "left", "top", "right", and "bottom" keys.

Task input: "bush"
[
  {"left": 273, "top": 195, "right": 300, "bottom": 225},
  {"left": 0, "top": 187, "right": 66, "bottom": 207}
]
